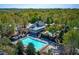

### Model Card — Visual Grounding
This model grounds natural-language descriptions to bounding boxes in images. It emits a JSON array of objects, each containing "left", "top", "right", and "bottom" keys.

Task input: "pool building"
[
  {"left": 27, "top": 21, "right": 46, "bottom": 37},
  {"left": 20, "top": 36, "right": 48, "bottom": 52}
]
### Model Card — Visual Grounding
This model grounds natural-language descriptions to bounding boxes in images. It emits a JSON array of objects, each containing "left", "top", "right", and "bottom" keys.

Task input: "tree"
[
  {"left": 0, "top": 37, "right": 16, "bottom": 55},
  {"left": 0, "top": 36, "right": 11, "bottom": 45},
  {"left": 46, "top": 16, "right": 53, "bottom": 24},
  {"left": 22, "top": 16, "right": 28, "bottom": 28},
  {"left": 0, "top": 20, "right": 3, "bottom": 38},
  {"left": 26, "top": 43, "right": 36, "bottom": 55},
  {"left": 47, "top": 48, "right": 53, "bottom": 55},
  {"left": 58, "top": 30, "right": 64, "bottom": 43},
  {"left": 30, "top": 16, "right": 38, "bottom": 23},
  {"left": 16, "top": 42, "right": 24, "bottom": 55},
  {"left": 0, "top": 14, "right": 16, "bottom": 37},
  {"left": 63, "top": 29, "right": 79, "bottom": 54},
  {"left": 37, "top": 51, "right": 40, "bottom": 55}
]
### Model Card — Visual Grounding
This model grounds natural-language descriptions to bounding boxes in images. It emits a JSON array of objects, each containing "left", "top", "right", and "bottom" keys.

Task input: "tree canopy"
[{"left": 26, "top": 43, "right": 36, "bottom": 55}]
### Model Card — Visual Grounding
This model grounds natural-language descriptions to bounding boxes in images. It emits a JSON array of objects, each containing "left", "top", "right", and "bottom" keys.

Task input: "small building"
[
  {"left": 29, "top": 21, "right": 46, "bottom": 33},
  {"left": 27, "top": 21, "right": 46, "bottom": 37}
]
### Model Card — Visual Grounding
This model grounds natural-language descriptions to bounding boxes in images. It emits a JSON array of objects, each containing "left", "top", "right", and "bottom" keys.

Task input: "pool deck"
[{"left": 11, "top": 35, "right": 61, "bottom": 55}]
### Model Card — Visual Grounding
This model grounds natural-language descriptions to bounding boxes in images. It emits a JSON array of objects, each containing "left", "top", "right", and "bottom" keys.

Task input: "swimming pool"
[{"left": 21, "top": 36, "right": 48, "bottom": 51}]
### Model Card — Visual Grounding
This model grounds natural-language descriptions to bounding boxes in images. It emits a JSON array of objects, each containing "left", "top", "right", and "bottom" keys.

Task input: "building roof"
[
  {"left": 29, "top": 21, "right": 46, "bottom": 31},
  {"left": 31, "top": 26, "right": 46, "bottom": 31},
  {"left": 34, "top": 21, "right": 45, "bottom": 27}
]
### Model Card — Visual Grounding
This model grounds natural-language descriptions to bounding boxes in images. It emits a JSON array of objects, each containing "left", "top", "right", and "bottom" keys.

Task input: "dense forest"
[{"left": 0, "top": 9, "right": 79, "bottom": 55}]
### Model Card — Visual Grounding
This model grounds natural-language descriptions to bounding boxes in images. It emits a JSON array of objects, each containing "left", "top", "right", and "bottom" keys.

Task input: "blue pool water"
[{"left": 21, "top": 36, "right": 47, "bottom": 51}]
